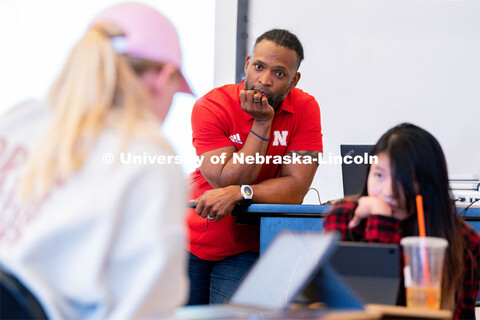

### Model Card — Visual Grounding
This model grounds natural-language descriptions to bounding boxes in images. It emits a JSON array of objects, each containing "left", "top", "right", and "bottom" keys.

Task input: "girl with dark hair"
[{"left": 324, "top": 123, "right": 479, "bottom": 319}]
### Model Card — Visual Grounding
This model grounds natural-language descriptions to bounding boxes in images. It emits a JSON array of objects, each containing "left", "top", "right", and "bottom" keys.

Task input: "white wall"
[
  {"left": 4, "top": 0, "right": 478, "bottom": 199},
  {"left": 0, "top": 0, "right": 215, "bottom": 174},
  {"left": 241, "top": 0, "right": 480, "bottom": 203},
  {"left": 214, "top": 0, "right": 237, "bottom": 87}
]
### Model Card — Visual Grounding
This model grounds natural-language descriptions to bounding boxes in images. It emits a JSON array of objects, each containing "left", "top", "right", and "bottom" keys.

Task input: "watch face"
[{"left": 241, "top": 185, "right": 253, "bottom": 200}]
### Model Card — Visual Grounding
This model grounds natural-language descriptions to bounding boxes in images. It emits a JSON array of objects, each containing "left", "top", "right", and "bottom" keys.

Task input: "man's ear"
[
  {"left": 244, "top": 55, "right": 251, "bottom": 74},
  {"left": 290, "top": 72, "right": 301, "bottom": 89}
]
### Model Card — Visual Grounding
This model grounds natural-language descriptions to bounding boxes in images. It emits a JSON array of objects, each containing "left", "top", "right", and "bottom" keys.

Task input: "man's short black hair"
[{"left": 254, "top": 29, "right": 304, "bottom": 69}]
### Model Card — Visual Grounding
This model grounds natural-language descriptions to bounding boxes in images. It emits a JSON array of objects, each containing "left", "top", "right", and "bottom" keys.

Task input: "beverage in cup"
[{"left": 400, "top": 236, "right": 448, "bottom": 310}]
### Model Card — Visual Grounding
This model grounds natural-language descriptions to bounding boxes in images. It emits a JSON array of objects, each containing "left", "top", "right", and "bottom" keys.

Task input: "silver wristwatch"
[{"left": 240, "top": 185, "right": 253, "bottom": 200}]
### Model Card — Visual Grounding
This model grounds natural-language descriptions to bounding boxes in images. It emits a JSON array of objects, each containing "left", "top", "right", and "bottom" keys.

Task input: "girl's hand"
[{"left": 349, "top": 196, "right": 393, "bottom": 228}]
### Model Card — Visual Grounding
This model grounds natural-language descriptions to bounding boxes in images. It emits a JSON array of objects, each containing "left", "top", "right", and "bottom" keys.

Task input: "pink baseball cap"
[{"left": 90, "top": 2, "right": 193, "bottom": 94}]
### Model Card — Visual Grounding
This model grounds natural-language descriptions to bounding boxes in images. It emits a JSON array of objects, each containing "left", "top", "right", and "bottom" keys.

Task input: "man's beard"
[{"left": 244, "top": 79, "right": 290, "bottom": 109}]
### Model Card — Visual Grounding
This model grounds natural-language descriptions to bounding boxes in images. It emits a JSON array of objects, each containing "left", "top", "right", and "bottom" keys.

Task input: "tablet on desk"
[
  {"left": 329, "top": 242, "right": 401, "bottom": 305},
  {"left": 176, "top": 231, "right": 340, "bottom": 319}
]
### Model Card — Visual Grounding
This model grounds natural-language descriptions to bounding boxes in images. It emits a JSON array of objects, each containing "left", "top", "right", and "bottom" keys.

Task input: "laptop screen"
[
  {"left": 340, "top": 144, "right": 374, "bottom": 196},
  {"left": 229, "top": 232, "right": 338, "bottom": 310}
]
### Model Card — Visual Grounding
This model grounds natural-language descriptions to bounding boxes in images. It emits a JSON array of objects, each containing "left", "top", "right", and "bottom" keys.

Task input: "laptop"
[
  {"left": 329, "top": 242, "right": 401, "bottom": 305},
  {"left": 176, "top": 231, "right": 340, "bottom": 319},
  {"left": 340, "top": 145, "right": 374, "bottom": 196}
]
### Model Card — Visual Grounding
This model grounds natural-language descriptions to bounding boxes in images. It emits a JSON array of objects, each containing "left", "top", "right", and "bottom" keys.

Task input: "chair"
[{"left": 0, "top": 268, "right": 47, "bottom": 319}]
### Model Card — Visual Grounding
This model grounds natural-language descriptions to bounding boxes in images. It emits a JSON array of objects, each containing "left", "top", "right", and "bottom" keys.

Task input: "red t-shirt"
[{"left": 188, "top": 81, "right": 323, "bottom": 260}]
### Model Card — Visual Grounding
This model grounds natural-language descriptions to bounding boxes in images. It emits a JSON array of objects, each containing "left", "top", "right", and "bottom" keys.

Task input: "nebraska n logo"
[{"left": 272, "top": 130, "right": 288, "bottom": 146}]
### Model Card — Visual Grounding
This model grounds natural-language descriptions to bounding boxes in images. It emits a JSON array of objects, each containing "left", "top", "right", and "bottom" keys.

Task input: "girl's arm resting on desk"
[
  {"left": 364, "top": 215, "right": 402, "bottom": 244},
  {"left": 324, "top": 200, "right": 401, "bottom": 244}
]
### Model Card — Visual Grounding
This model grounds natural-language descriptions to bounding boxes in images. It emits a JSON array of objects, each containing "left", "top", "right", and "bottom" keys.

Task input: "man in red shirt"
[{"left": 187, "top": 29, "right": 323, "bottom": 305}]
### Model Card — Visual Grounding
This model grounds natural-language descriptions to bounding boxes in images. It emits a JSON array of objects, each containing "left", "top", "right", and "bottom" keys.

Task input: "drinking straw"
[
  {"left": 416, "top": 195, "right": 430, "bottom": 284},
  {"left": 416, "top": 195, "right": 426, "bottom": 237}
]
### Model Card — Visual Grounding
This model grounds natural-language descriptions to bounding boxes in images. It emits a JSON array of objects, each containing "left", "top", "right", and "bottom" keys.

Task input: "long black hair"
[{"left": 360, "top": 123, "right": 466, "bottom": 309}]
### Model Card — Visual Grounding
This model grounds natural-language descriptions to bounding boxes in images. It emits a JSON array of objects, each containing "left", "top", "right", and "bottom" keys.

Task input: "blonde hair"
[{"left": 19, "top": 23, "right": 170, "bottom": 202}]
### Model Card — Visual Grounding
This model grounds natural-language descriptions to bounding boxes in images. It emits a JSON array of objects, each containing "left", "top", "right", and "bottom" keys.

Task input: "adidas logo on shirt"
[{"left": 229, "top": 133, "right": 243, "bottom": 144}]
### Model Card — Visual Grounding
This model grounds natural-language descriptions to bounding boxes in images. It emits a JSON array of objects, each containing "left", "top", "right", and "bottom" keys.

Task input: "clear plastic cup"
[{"left": 400, "top": 236, "right": 448, "bottom": 310}]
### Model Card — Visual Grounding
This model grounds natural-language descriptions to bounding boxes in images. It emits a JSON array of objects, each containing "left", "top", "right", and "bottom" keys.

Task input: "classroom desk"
[
  {"left": 364, "top": 304, "right": 452, "bottom": 320},
  {"left": 323, "top": 305, "right": 453, "bottom": 320},
  {"left": 176, "top": 304, "right": 452, "bottom": 320},
  {"left": 232, "top": 204, "right": 480, "bottom": 253}
]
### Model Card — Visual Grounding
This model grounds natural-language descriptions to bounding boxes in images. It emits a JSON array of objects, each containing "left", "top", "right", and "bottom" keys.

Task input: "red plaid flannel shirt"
[{"left": 324, "top": 200, "right": 480, "bottom": 320}]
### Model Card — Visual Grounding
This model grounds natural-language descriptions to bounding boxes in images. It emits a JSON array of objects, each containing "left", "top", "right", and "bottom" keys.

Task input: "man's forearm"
[
  {"left": 194, "top": 162, "right": 318, "bottom": 221},
  {"left": 201, "top": 121, "right": 272, "bottom": 188},
  {"left": 249, "top": 158, "right": 319, "bottom": 204},
  {"left": 193, "top": 176, "right": 311, "bottom": 221},
  {"left": 250, "top": 175, "right": 312, "bottom": 204}
]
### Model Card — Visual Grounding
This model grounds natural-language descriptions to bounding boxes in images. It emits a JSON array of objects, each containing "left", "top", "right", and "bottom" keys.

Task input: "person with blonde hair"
[{"left": 0, "top": 3, "right": 192, "bottom": 319}]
